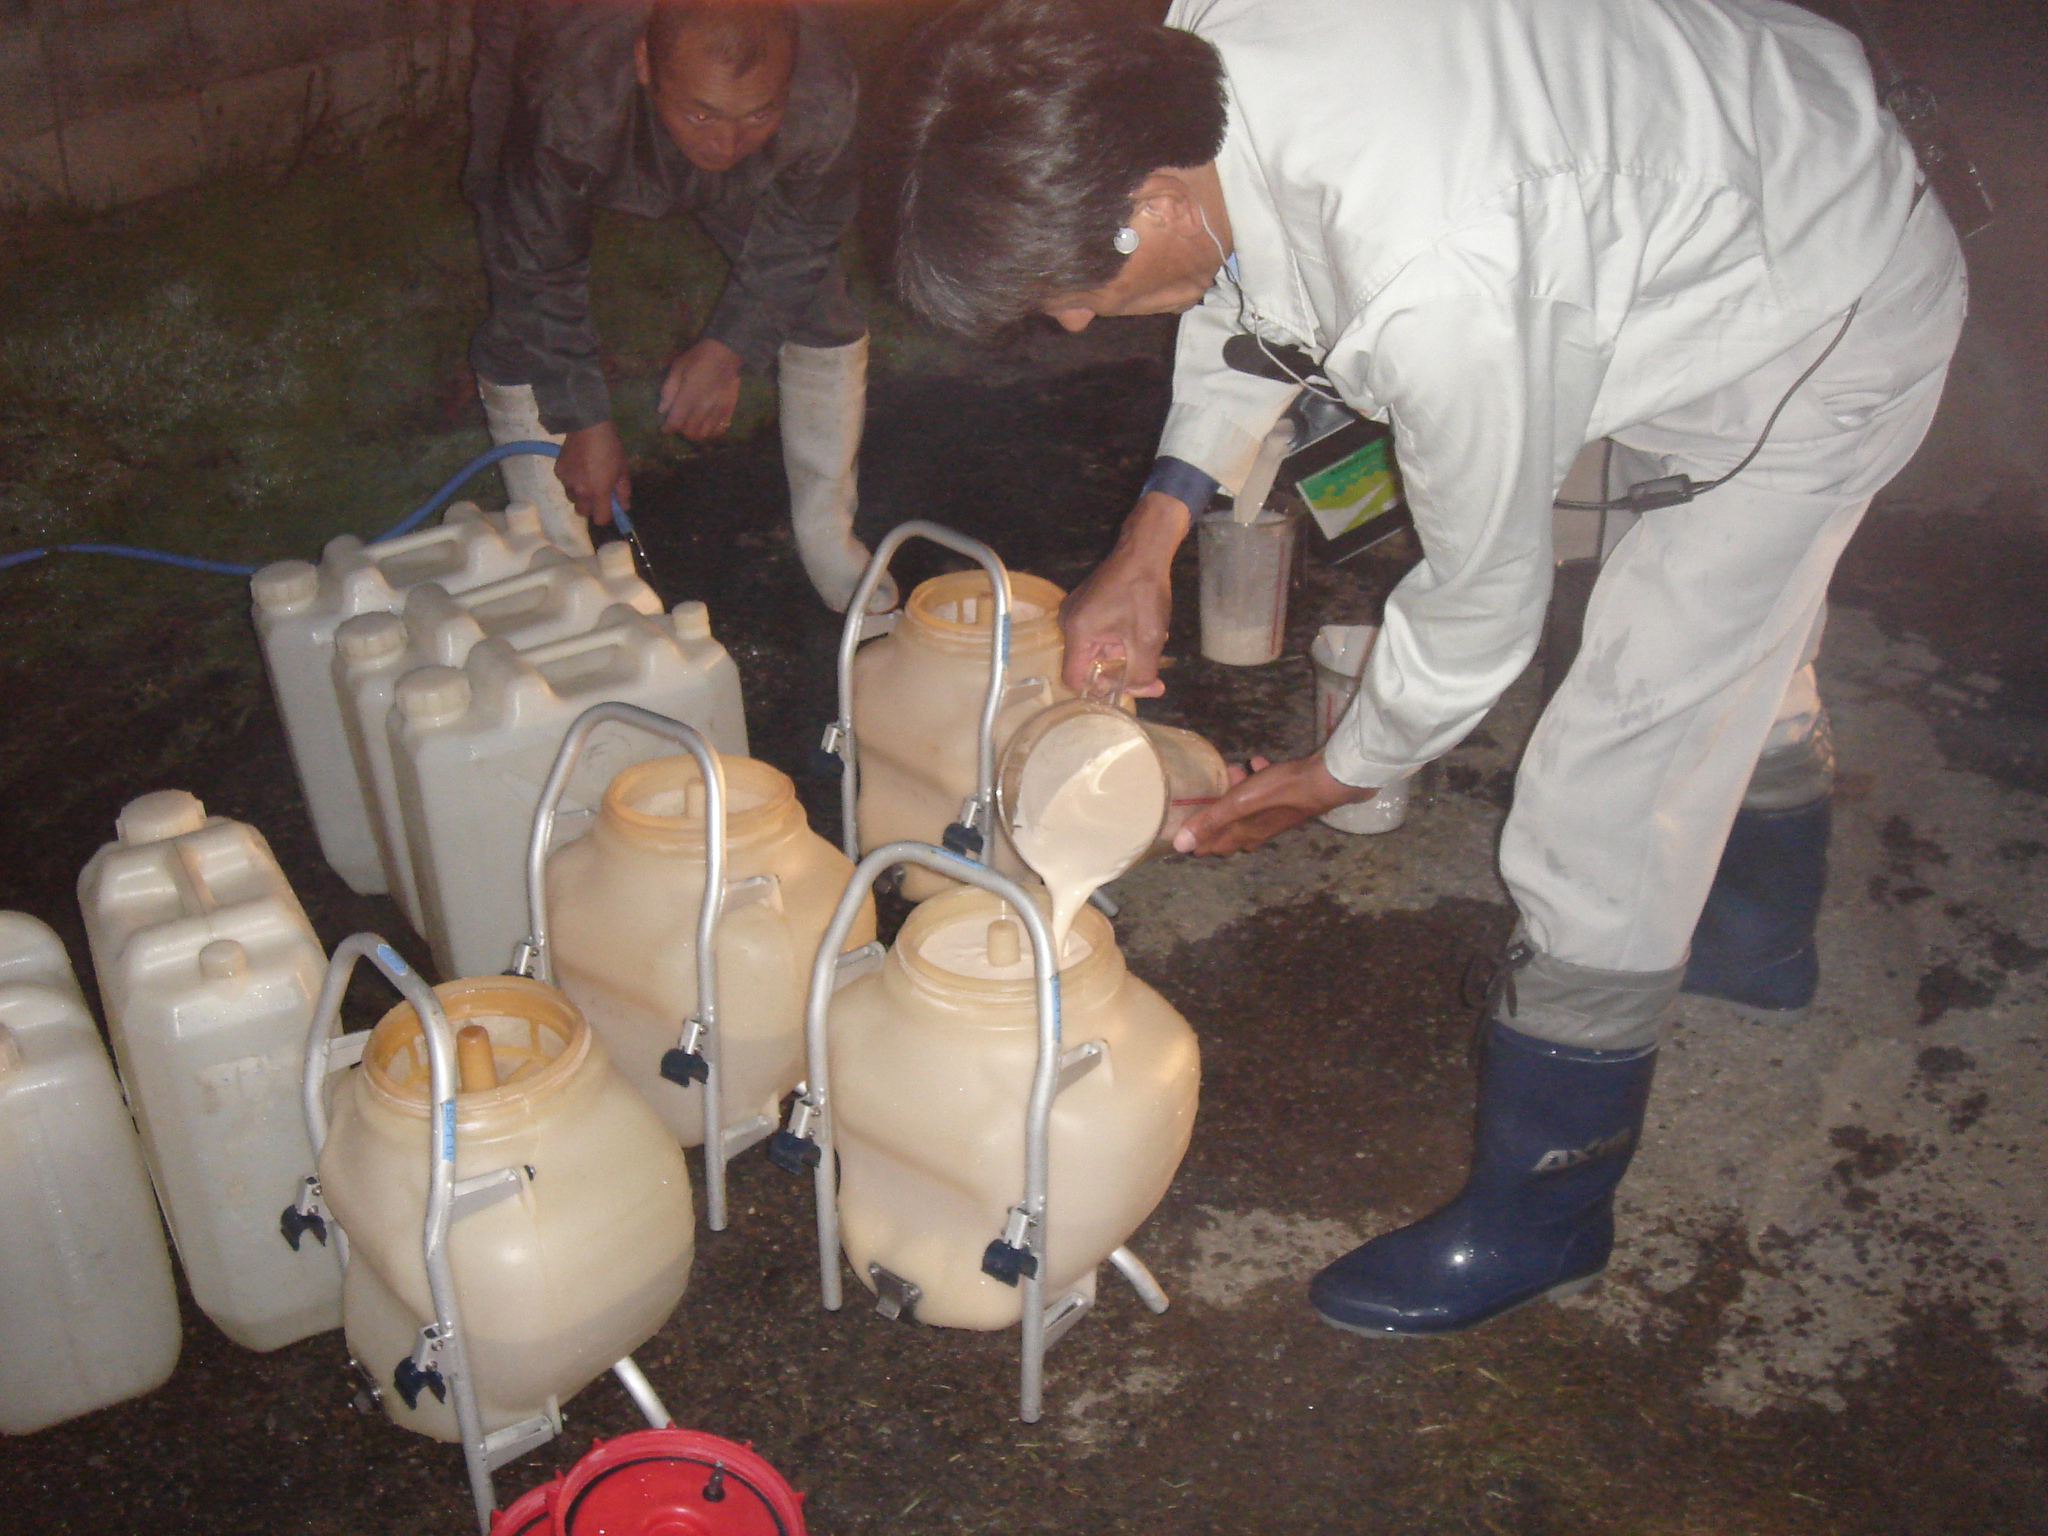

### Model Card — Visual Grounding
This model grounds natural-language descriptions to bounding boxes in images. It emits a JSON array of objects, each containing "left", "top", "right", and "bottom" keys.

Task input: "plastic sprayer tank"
[
  {"left": 250, "top": 502, "right": 555, "bottom": 894},
  {"left": 0, "top": 912, "right": 180, "bottom": 1433},
  {"left": 829, "top": 888, "right": 1200, "bottom": 1329},
  {"left": 545, "top": 754, "right": 876, "bottom": 1146},
  {"left": 318, "top": 976, "right": 694, "bottom": 1442},
  {"left": 76, "top": 791, "right": 341, "bottom": 1351},
  {"left": 850, "top": 570, "right": 1074, "bottom": 900}
]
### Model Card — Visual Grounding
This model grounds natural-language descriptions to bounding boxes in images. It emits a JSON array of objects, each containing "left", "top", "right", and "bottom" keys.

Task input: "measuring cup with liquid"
[{"left": 994, "top": 698, "right": 1229, "bottom": 948}]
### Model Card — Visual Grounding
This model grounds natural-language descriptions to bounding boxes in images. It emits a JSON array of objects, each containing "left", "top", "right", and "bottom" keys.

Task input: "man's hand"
[
  {"left": 1172, "top": 753, "right": 1378, "bottom": 856},
  {"left": 657, "top": 337, "right": 744, "bottom": 441},
  {"left": 555, "top": 422, "right": 630, "bottom": 526},
  {"left": 1059, "top": 490, "right": 1192, "bottom": 697}
]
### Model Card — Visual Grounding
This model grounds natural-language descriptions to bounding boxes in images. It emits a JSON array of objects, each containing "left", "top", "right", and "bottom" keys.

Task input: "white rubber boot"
[
  {"left": 476, "top": 377, "right": 595, "bottom": 555},
  {"left": 778, "top": 337, "right": 895, "bottom": 614}
]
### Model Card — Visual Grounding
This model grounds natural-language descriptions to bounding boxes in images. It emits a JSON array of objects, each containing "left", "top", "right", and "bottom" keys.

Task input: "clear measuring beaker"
[{"left": 1197, "top": 506, "right": 1300, "bottom": 666}]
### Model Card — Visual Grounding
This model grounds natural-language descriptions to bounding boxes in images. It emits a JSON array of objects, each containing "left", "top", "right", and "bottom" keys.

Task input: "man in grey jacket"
[{"left": 467, "top": 0, "right": 888, "bottom": 612}]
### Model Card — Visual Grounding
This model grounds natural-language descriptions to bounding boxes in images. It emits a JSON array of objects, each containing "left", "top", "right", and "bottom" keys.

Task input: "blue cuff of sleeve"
[{"left": 1141, "top": 456, "right": 1219, "bottom": 516}]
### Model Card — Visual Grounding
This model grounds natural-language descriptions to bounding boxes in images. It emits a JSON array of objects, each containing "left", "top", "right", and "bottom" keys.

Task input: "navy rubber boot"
[
  {"left": 1311, "top": 1022, "right": 1656, "bottom": 1337},
  {"left": 1682, "top": 797, "right": 1830, "bottom": 1014}
]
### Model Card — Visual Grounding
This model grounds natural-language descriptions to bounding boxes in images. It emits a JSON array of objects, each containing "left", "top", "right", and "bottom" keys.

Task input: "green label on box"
[{"left": 1297, "top": 437, "right": 1402, "bottom": 541}]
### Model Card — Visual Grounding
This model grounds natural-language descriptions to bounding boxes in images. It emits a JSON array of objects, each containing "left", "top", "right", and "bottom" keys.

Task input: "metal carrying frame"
[
  {"left": 506, "top": 701, "right": 768, "bottom": 1234},
  {"left": 819, "top": 522, "right": 1021, "bottom": 868},
  {"left": 769, "top": 843, "right": 1168, "bottom": 1424},
  {"left": 287, "top": 933, "right": 673, "bottom": 1533}
]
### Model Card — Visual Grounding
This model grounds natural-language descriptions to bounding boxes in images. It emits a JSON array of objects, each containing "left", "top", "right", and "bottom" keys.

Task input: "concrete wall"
[{"left": 0, "top": 0, "right": 469, "bottom": 212}]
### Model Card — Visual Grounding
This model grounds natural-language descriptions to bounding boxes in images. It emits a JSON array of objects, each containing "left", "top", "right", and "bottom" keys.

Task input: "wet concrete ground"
[{"left": 4, "top": 10, "right": 2045, "bottom": 1535}]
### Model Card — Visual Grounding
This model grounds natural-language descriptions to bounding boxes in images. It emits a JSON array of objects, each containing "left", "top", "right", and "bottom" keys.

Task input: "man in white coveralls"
[{"left": 887, "top": 0, "right": 1966, "bottom": 1336}]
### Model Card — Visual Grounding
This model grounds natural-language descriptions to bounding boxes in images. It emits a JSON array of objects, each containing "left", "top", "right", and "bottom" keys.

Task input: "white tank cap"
[
  {"left": 502, "top": 501, "right": 543, "bottom": 538},
  {"left": 251, "top": 560, "right": 318, "bottom": 612},
  {"left": 596, "top": 541, "right": 636, "bottom": 580},
  {"left": 0, "top": 1024, "right": 20, "bottom": 1075},
  {"left": 117, "top": 789, "right": 207, "bottom": 846},
  {"left": 670, "top": 601, "right": 712, "bottom": 641},
  {"left": 335, "top": 611, "right": 408, "bottom": 664},
  {"left": 395, "top": 665, "right": 472, "bottom": 722},
  {"left": 198, "top": 939, "right": 249, "bottom": 982}
]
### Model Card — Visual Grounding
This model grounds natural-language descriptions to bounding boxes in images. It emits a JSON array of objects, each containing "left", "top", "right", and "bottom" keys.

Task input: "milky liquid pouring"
[{"left": 1005, "top": 711, "right": 1166, "bottom": 950}]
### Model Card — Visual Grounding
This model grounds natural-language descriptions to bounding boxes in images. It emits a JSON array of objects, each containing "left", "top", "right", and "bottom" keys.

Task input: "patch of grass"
[{"left": 0, "top": 106, "right": 974, "bottom": 579}]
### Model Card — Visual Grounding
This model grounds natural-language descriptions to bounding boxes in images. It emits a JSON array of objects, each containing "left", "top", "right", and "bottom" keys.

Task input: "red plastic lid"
[
  {"left": 490, "top": 1474, "right": 561, "bottom": 1536},
  {"left": 554, "top": 1429, "right": 806, "bottom": 1536}
]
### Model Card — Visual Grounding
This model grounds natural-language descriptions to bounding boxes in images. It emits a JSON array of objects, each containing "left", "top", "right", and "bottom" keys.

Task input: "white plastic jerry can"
[
  {"left": 545, "top": 753, "right": 876, "bottom": 1147},
  {"left": 76, "top": 791, "right": 342, "bottom": 1352},
  {"left": 318, "top": 976, "right": 694, "bottom": 1442},
  {"left": 333, "top": 542, "right": 661, "bottom": 930},
  {"left": 851, "top": 570, "right": 1074, "bottom": 900},
  {"left": 0, "top": 913, "right": 181, "bottom": 1434},
  {"left": 829, "top": 888, "right": 1200, "bottom": 1329},
  {"left": 390, "top": 602, "right": 748, "bottom": 980},
  {"left": 250, "top": 501, "right": 555, "bottom": 895}
]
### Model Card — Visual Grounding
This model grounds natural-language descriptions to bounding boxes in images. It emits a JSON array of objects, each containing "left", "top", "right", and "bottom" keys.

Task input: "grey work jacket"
[{"left": 466, "top": 0, "right": 863, "bottom": 434}]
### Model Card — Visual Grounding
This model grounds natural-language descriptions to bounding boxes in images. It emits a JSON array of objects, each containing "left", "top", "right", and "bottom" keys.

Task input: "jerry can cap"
[
  {"left": 670, "top": 600, "right": 712, "bottom": 641},
  {"left": 117, "top": 789, "right": 207, "bottom": 846},
  {"left": 335, "top": 611, "right": 408, "bottom": 664},
  {"left": 251, "top": 560, "right": 318, "bottom": 612},
  {"left": 395, "top": 666, "right": 471, "bottom": 723}
]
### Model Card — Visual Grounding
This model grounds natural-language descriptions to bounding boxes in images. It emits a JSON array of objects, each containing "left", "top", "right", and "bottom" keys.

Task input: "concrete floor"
[{"left": 1, "top": 7, "right": 2042, "bottom": 1533}]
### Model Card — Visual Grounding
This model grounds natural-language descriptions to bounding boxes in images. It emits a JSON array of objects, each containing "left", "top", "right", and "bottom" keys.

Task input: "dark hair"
[
  {"left": 646, "top": 0, "right": 797, "bottom": 80},
  {"left": 886, "top": 0, "right": 1227, "bottom": 336}
]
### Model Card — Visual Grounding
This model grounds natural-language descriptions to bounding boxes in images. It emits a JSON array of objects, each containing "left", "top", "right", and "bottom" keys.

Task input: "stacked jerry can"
[
  {"left": 252, "top": 500, "right": 748, "bottom": 979},
  {"left": 0, "top": 913, "right": 181, "bottom": 1434},
  {"left": 251, "top": 502, "right": 556, "bottom": 895},
  {"left": 392, "top": 601, "right": 746, "bottom": 979},
  {"left": 78, "top": 790, "right": 342, "bottom": 1351},
  {"left": 333, "top": 542, "right": 663, "bottom": 931}
]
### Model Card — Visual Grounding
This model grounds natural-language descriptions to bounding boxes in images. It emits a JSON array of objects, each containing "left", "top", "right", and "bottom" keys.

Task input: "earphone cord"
[
  {"left": 1554, "top": 298, "right": 1862, "bottom": 513},
  {"left": 1202, "top": 205, "right": 1348, "bottom": 406}
]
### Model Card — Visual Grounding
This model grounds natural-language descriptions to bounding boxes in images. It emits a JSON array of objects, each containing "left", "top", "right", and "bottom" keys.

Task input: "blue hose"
[{"left": 1, "top": 440, "right": 616, "bottom": 577}]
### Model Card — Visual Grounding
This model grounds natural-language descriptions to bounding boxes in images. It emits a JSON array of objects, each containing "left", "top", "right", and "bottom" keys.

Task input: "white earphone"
[{"left": 1112, "top": 225, "right": 1141, "bottom": 255}]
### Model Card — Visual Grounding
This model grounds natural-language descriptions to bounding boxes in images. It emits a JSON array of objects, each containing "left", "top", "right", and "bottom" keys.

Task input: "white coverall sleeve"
[
  {"left": 1320, "top": 278, "right": 1605, "bottom": 787},
  {"left": 1156, "top": 284, "right": 1302, "bottom": 496}
]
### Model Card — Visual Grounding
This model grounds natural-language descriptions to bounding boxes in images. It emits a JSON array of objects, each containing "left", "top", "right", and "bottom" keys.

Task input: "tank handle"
[
  {"left": 776, "top": 840, "right": 1068, "bottom": 1424},
  {"left": 510, "top": 702, "right": 743, "bottom": 1232},
  {"left": 823, "top": 522, "right": 1014, "bottom": 867}
]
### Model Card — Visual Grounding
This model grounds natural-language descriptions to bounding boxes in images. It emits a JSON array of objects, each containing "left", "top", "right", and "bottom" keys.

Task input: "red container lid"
[
  {"left": 489, "top": 1474, "right": 561, "bottom": 1536},
  {"left": 553, "top": 1428, "right": 806, "bottom": 1536}
]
